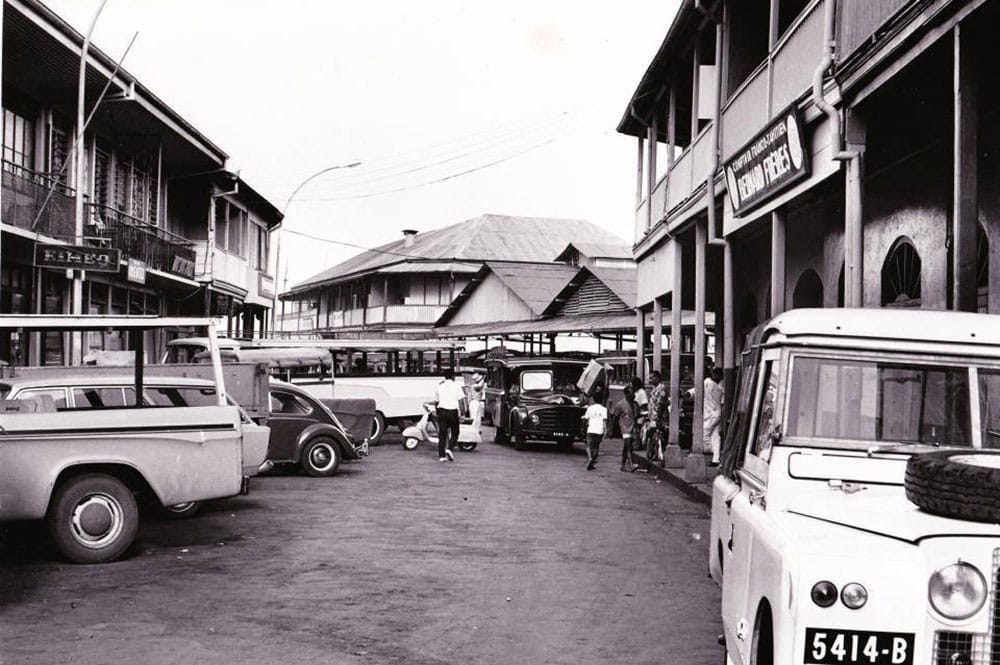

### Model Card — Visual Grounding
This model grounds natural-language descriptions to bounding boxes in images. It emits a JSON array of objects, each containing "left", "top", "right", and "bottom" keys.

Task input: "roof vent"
[{"left": 402, "top": 229, "right": 418, "bottom": 248}]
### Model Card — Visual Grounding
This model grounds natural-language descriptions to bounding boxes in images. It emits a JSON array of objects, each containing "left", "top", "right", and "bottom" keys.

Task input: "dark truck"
[{"left": 484, "top": 358, "right": 588, "bottom": 451}]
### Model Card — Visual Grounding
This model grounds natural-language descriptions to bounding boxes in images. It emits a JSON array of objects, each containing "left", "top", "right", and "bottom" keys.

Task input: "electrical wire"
[{"left": 281, "top": 228, "right": 419, "bottom": 258}]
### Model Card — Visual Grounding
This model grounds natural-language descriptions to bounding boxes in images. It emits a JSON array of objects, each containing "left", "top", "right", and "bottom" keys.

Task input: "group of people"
[{"left": 581, "top": 367, "right": 724, "bottom": 472}]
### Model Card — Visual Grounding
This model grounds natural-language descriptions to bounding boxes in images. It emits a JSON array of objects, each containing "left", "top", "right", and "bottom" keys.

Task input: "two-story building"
[
  {"left": 279, "top": 213, "right": 629, "bottom": 339},
  {"left": 1, "top": 0, "right": 281, "bottom": 364},
  {"left": 619, "top": 0, "right": 996, "bottom": 477}
]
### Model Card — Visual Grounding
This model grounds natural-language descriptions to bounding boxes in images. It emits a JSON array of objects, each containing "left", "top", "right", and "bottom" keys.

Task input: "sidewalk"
[{"left": 628, "top": 448, "right": 716, "bottom": 506}]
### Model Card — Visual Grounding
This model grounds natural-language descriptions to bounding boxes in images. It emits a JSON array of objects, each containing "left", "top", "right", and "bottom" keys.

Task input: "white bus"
[{"left": 164, "top": 337, "right": 463, "bottom": 443}]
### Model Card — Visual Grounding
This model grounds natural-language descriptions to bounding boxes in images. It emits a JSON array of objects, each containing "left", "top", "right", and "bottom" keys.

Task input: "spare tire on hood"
[{"left": 905, "top": 450, "right": 1000, "bottom": 522}]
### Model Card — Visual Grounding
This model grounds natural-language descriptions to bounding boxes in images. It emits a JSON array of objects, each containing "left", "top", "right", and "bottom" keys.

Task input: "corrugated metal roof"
[
  {"left": 554, "top": 241, "right": 633, "bottom": 262},
  {"left": 587, "top": 267, "right": 638, "bottom": 308},
  {"left": 487, "top": 261, "right": 580, "bottom": 315},
  {"left": 285, "top": 214, "right": 627, "bottom": 295},
  {"left": 375, "top": 261, "right": 481, "bottom": 274}
]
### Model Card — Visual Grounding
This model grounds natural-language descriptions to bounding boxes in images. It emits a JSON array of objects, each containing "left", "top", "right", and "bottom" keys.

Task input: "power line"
[{"left": 281, "top": 227, "right": 418, "bottom": 258}]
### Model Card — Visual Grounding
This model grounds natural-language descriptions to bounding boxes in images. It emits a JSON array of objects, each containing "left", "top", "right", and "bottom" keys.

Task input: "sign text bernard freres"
[{"left": 724, "top": 109, "right": 809, "bottom": 216}]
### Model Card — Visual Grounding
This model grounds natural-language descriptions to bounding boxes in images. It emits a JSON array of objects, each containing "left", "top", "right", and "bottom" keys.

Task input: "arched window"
[
  {"left": 978, "top": 224, "right": 989, "bottom": 313},
  {"left": 792, "top": 269, "right": 824, "bottom": 309},
  {"left": 881, "top": 238, "right": 921, "bottom": 308}
]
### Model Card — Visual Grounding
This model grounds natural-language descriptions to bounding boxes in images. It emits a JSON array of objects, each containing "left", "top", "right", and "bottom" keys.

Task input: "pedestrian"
[
  {"left": 704, "top": 366, "right": 724, "bottom": 465},
  {"left": 644, "top": 370, "right": 668, "bottom": 471},
  {"left": 611, "top": 385, "right": 639, "bottom": 472},
  {"left": 435, "top": 368, "right": 465, "bottom": 462},
  {"left": 468, "top": 371, "right": 485, "bottom": 432},
  {"left": 581, "top": 393, "right": 608, "bottom": 471}
]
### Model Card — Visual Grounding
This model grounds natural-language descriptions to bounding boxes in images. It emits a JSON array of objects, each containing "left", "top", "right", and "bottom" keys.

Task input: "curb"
[{"left": 629, "top": 451, "right": 713, "bottom": 506}]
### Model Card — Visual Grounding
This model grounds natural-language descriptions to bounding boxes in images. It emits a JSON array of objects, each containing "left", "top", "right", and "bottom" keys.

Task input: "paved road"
[{"left": 0, "top": 430, "right": 722, "bottom": 665}]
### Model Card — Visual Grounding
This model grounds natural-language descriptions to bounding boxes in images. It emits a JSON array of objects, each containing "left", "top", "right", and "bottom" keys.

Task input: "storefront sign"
[
  {"left": 259, "top": 273, "right": 275, "bottom": 299},
  {"left": 724, "top": 109, "right": 809, "bottom": 216},
  {"left": 127, "top": 258, "right": 147, "bottom": 285},
  {"left": 34, "top": 244, "right": 120, "bottom": 273},
  {"left": 171, "top": 255, "right": 196, "bottom": 279}
]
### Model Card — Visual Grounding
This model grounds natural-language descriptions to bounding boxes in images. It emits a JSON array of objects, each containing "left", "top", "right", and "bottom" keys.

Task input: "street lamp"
[{"left": 269, "top": 160, "right": 362, "bottom": 335}]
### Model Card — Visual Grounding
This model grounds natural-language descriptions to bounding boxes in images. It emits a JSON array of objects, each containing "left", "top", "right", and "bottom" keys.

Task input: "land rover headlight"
[
  {"left": 929, "top": 562, "right": 988, "bottom": 620},
  {"left": 530, "top": 414, "right": 540, "bottom": 425}
]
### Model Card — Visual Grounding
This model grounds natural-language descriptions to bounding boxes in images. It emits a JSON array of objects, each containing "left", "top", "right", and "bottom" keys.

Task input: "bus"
[{"left": 164, "top": 336, "right": 464, "bottom": 442}]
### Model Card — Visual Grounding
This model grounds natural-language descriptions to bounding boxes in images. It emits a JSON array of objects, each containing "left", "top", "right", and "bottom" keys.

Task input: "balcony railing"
[
  {"left": 1, "top": 161, "right": 75, "bottom": 239},
  {"left": 86, "top": 203, "right": 197, "bottom": 279},
  {"left": 633, "top": 0, "right": 830, "bottom": 246}
]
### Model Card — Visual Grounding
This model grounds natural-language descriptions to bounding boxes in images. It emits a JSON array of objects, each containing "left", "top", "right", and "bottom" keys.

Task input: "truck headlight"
[
  {"left": 530, "top": 414, "right": 540, "bottom": 425},
  {"left": 840, "top": 582, "right": 868, "bottom": 609},
  {"left": 929, "top": 562, "right": 987, "bottom": 620},
  {"left": 811, "top": 581, "right": 838, "bottom": 607}
]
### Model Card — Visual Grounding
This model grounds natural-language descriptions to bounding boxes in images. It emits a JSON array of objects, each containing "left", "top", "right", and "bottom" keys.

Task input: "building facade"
[
  {"left": 620, "top": 0, "right": 995, "bottom": 472},
  {"left": 1, "top": 0, "right": 280, "bottom": 364},
  {"left": 279, "top": 214, "right": 630, "bottom": 339}
]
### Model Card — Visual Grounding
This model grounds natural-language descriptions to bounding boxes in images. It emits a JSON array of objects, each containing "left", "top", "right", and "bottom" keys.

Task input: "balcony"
[
  {"left": 86, "top": 203, "right": 197, "bottom": 279},
  {"left": 1, "top": 161, "right": 75, "bottom": 239}
]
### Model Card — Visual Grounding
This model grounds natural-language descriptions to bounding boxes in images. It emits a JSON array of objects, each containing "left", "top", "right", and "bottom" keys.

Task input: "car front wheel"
[
  {"left": 301, "top": 438, "right": 342, "bottom": 477},
  {"left": 48, "top": 473, "right": 139, "bottom": 564}
]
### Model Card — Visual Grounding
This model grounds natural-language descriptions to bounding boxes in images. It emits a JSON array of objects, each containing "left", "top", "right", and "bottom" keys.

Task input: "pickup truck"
[{"left": 0, "top": 316, "right": 268, "bottom": 564}]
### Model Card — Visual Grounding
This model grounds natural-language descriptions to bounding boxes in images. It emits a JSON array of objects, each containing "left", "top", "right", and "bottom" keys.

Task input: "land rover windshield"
[
  {"left": 519, "top": 365, "right": 583, "bottom": 395},
  {"left": 783, "top": 353, "right": 983, "bottom": 450}
]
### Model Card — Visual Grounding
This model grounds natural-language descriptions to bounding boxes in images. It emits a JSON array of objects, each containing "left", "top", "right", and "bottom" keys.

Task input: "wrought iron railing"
[
  {"left": 1, "top": 160, "right": 75, "bottom": 239},
  {"left": 85, "top": 203, "right": 197, "bottom": 279}
]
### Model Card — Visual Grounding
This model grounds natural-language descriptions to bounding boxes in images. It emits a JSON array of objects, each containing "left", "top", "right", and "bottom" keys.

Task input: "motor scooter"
[{"left": 401, "top": 402, "right": 480, "bottom": 452}]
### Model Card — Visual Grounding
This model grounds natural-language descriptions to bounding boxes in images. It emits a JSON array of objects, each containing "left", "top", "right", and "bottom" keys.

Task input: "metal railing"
[
  {"left": 85, "top": 202, "right": 197, "bottom": 278},
  {"left": 1, "top": 161, "right": 75, "bottom": 239}
]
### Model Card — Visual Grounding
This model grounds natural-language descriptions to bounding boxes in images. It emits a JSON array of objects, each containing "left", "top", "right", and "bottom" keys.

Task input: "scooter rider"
[{"left": 435, "top": 369, "right": 466, "bottom": 462}]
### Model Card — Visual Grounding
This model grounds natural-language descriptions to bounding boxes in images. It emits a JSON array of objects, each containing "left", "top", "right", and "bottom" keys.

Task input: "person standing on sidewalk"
[
  {"left": 582, "top": 394, "right": 608, "bottom": 471},
  {"left": 644, "top": 370, "right": 668, "bottom": 471},
  {"left": 704, "top": 366, "right": 724, "bottom": 465},
  {"left": 435, "top": 369, "right": 465, "bottom": 462},
  {"left": 611, "top": 386, "right": 639, "bottom": 472}
]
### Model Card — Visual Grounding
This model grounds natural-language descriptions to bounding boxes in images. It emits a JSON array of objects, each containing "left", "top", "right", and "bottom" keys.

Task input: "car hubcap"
[
  {"left": 166, "top": 502, "right": 196, "bottom": 513},
  {"left": 404, "top": 438, "right": 418, "bottom": 450},
  {"left": 310, "top": 444, "right": 335, "bottom": 471},
  {"left": 71, "top": 493, "right": 124, "bottom": 549}
]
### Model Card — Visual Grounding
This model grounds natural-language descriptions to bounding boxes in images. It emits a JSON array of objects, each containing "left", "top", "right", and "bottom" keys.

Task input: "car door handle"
[{"left": 748, "top": 490, "right": 765, "bottom": 505}]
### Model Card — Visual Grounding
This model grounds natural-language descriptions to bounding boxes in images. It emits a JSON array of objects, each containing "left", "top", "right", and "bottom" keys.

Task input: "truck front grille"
[
  {"left": 534, "top": 407, "right": 582, "bottom": 433},
  {"left": 932, "top": 549, "right": 1000, "bottom": 664}
]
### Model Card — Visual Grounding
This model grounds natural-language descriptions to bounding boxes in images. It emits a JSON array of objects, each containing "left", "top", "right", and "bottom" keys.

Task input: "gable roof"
[
  {"left": 435, "top": 261, "right": 580, "bottom": 327},
  {"left": 553, "top": 241, "right": 633, "bottom": 263},
  {"left": 542, "top": 266, "right": 636, "bottom": 317},
  {"left": 285, "top": 214, "right": 627, "bottom": 296}
]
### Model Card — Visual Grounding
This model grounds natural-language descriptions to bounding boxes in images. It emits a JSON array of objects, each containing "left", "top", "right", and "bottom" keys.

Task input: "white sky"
[{"left": 42, "top": 0, "right": 680, "bottom": 288}]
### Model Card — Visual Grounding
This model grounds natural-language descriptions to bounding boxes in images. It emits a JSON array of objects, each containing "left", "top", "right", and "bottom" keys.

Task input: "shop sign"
[
  {"left": 34, "top": 244, "right": 120, "bottom": 273},
  {"left": 127, "top": 258, "right": 147, "bottom": 285},
  {"left": 259, "top": 273, "right": 275, "bottom": 299},
  {"left": 724, "top": 109, "right": 809, "bottom": 216},
  {"left": 171, "top": 255, "right": 196, "bottom": 279}
]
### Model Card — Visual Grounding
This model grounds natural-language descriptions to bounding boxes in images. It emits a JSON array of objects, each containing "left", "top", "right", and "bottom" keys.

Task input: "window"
[
  {"left": 792, "top": 269, "right": 823, "bottom": 309},
  {"left": 72, "top": 387, "right": 126, "bottom": 409},
  {"left": 881, "top": 238, "right": 922, "bottom": 307},
  {"left": 145, "top": 386, "right": 218, "bottom": 407},
  {"left": 521, "top": 370, "right": 553, "bottom": 392},
  {"left": 749, "top": 360, "right": 779, "bottom": 462},
  {"left": 978, "top": 369, "right": 1000, "bottom": 449},
  {"left": 269, "top": 391, "right": 313, "bottom": 415},
  {"left": 215, "top": 200, "right": 228, "bottom": 250},
  {"left": 787, "top": 356, "right": 970, "bottom": 447},
  {"left": 2, "top": 107, "right": 35, "bottom": 171},
  {"left": 17, "top": 388, "right": 68, "bottom": 409}
]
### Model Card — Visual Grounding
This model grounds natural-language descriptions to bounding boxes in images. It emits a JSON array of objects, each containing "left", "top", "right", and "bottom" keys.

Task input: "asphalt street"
[{"left": 0, "top": 429, "right": 722, "bottom": 665}]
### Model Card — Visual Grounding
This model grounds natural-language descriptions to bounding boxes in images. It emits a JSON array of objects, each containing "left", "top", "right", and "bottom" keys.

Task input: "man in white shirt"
[
  {"left": 582, "top": 394, "right": 608, "bottom": 471},
  {"left": 435, "top": 369, "right": 466, "bottom": 462}
]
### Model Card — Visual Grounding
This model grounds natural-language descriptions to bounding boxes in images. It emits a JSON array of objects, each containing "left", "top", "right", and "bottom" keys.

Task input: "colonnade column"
[
  {"left": 771, "top": 208, "right": 786, "bottom": 315},
  {"left": 652, "top": 298, "right": 663, "bottom": 375},
  {"left": 635, "top": 308, "right": 646, "bottom": 383},
  {"left": 953, "top": 23, "right": 978, "bottom": 312},
  {"left": 665, "top": 239, "right": 684, "bottom": 468},
  {"left": 688, "top": 220, "right": 708, "bottom": 481}
]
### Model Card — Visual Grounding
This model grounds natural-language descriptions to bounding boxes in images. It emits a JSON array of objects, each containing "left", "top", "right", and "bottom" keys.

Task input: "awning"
[{"left": 434, "top": 310, "right": 715, "bottom": 338}]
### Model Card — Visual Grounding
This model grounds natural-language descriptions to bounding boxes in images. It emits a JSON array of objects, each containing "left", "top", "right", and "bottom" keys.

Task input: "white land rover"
[{"left": 711, "top": 308, "right": 1000, "bottom": 665}]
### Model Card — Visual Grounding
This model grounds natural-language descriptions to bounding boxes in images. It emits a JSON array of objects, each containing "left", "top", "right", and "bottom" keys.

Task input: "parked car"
[
  {"left": 710, "top": 308, "right": 1000, "bottom": 665},
  {"left": 0, "top": 316, "right": 268, "bottom": 564},
  {"left": 484, "top": 358, "right": 588, "bottom": 450},
  {"left": 266, "top": 380, "right": 369, "bottom": 476}
]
